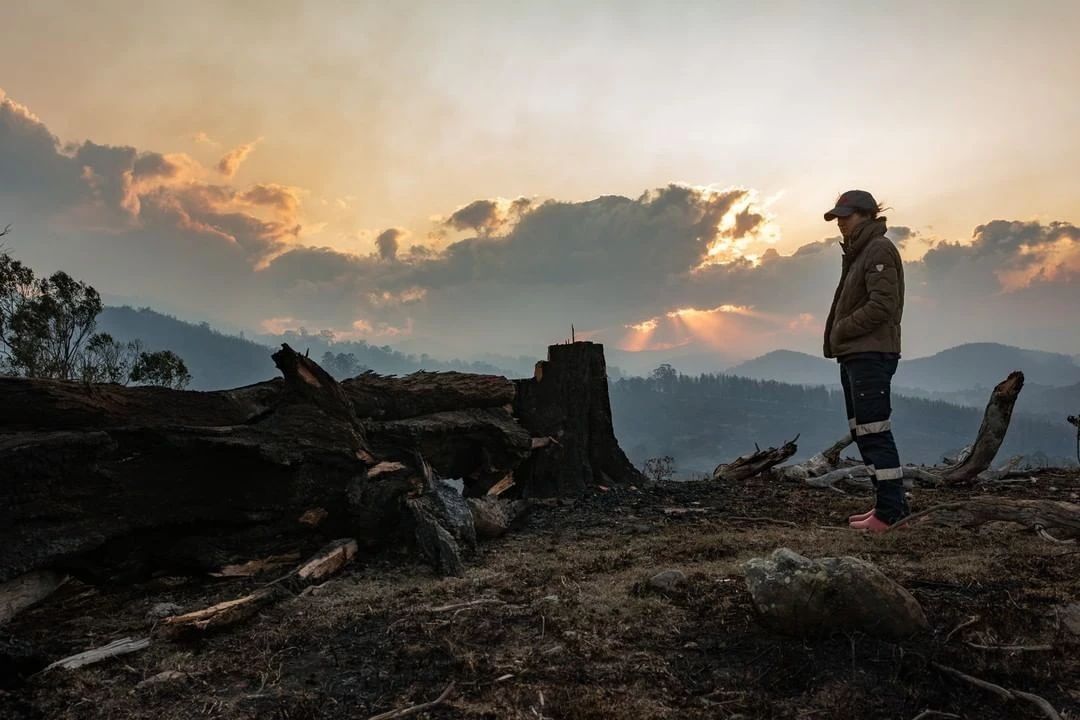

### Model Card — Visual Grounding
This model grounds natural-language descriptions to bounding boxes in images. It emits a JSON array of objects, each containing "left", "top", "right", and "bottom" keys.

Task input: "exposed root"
[
  {"left": 367, "top": 682, "right": 455, "bottom": 720},
  {"left": 932, "top": 663, "right": 1061, "bottom": 720}
]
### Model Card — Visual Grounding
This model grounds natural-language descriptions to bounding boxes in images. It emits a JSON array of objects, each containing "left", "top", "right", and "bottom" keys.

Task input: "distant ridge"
[
  {"left": 98, "top": 306, "right": 275, "bottom": 389},
  {"left": 899, "top": 342, "right": 1080, "bottom": 392},
  {"left": 726, "top": 350, "right": 838, "bottom": 386},
  {"left": 724, "top": 343, "right": 1080, "bottom": 393}
]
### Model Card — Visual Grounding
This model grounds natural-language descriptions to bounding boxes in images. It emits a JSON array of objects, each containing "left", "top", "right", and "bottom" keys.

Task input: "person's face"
[{"left": 836, "top": 212, "right": 867, "bottom": 238}]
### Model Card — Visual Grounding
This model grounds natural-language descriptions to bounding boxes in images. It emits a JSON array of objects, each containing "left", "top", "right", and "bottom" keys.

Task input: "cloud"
[
  {"left": 375, "top": 227, "right": 404, "bottom": 261},
  {"left": 239, "top": 183, "right": 303, "bottom": 221},
  {"left": 442, "top": 196, "right": 535, "bottom": 237},
  {"left": 216, "top": 139, "right": 260, "bottom": 178},
  {"left": 444, "top": 198, "right": 503, "bottom": 235},
  {"left": 2, "top": 86, "right": 1078, "bottom": 362}
]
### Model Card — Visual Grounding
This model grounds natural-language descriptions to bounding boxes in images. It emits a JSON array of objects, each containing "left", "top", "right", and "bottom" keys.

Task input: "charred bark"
[
  {"left": 342, "top": 371, "right": 515, "bottom": 421},
  {"left": 512, "top": 342, "right": 646, "bottom": 497}
]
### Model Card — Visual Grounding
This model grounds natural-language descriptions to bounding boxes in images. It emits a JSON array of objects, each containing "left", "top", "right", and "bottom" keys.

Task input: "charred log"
[
  {"left": 342, "top": 371, "right": 515, "bottom": 420},
  {"left": 713, "top": 437, "right": 799, "bottom": 482},
  {"left": 939, "top": 371, "right": 1024, "bottom": 482}
]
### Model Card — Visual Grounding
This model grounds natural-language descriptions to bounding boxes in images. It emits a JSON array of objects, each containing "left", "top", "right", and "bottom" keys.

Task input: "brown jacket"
[{"left": 823, "top": 217, "right": 904, "bottom": 359}]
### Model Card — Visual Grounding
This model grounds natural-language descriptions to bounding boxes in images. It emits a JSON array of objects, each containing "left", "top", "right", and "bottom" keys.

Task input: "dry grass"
[{"left": 3, "top": 469, "right": 1079, "bottom": 719}]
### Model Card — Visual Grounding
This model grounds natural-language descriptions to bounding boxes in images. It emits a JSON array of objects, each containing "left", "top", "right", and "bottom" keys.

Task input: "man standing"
[{"left": 822, "top": 190, "right": 907, "bottom": 531}]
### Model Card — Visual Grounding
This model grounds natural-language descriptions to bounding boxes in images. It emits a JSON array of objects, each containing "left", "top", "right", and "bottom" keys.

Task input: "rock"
[
  {"left": 135, "top": 670, "right": 187, "bottom": 690},
  {"left": 743, "top": 548, "right": 928, "bottom": 640},
  {"left": 146, "top": 602, "right": 183, "bottom": 621},
  {"left": 467, "top": 497, "right": 532, "bottom": 539},
  {"left": 647, "top": 569, "right": 687, "bottom": 594}
]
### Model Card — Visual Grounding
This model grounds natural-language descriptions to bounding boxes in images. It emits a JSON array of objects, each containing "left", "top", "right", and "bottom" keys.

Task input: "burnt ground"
[{"left": 3, "top": 469, "right": 1079, "bottom": 719}]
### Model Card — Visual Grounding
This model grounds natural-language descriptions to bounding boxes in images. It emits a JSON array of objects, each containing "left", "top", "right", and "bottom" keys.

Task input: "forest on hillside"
[{"left": 610, "top": 366, "right": 1078, "bottom": 473}]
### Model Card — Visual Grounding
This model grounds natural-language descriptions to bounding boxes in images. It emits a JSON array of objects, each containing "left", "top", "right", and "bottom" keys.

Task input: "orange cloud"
[
  {"left": 997, "top": 233, "right": 1080, "bottom": 291},
  {"left": 259, "top": 316, "right": 301, "bottom": 334},
  {"left": 216, "top": 138, "right": 261, "bottom": 178},
  {"left": 239, "top": 183, "right": 303, "bottom": 220}
]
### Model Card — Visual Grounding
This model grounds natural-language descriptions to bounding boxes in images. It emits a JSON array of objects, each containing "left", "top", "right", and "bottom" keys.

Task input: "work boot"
[
  {"left": 849, "top": 512, "right": 891, "bottom": 533},
  {"left": 847, "top": 508, "right": 874, "bottom": 523}
]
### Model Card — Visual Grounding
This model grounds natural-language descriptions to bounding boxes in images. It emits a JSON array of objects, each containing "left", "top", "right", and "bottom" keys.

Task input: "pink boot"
[
  {"left": 848, "top": 508, "right": 874, "bottom": 523},
  {"left": 849, "top": 512, "right": 891, "bottom": 533}
]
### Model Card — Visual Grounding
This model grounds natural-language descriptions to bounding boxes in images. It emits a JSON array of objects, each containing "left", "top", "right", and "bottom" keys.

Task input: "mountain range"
[{"left": 725, "top": 344, "right": 1080, "bottom": 418}]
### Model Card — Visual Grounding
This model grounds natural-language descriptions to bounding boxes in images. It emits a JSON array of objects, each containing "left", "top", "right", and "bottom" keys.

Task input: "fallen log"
[
  {"left": 772, "top": 372, "right": 1026, "bottom": 489},
  {"left": 342, "top": 371, "right": 515, "bottom": 420},
  {"left": 1, "top": 340, "right": 640, "bottom": 589},
  {"left": 713, "top": 437, "right": 799, "bottom": 482},
  {"left": 773, "top": 434, "right": 857, "bottom": 482},
  {"left": 0, "top": 345, "right": 393, "bottom": 585}
]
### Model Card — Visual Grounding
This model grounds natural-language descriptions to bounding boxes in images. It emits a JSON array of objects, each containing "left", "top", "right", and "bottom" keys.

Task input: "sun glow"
[
  {"left": 695, "top": 188, "right": 781, "bottom": 269},
  {"left": 620, "top": 303, "right": 759, "bottom": 352}
]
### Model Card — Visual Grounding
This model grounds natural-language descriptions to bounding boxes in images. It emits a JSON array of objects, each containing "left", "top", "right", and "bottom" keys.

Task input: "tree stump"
[{"left": 512, "top": 342, "right": 645, "bottom": 497}]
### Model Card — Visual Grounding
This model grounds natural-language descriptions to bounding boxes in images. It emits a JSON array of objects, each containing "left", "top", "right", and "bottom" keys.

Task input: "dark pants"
[{"left": 839, "top": 352, "right": 907, "bottom": 524}]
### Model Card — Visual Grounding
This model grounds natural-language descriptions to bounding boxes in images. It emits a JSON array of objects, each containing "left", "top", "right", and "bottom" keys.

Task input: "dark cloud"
[
  {"left": 732, "top": 207, "right": 765, "bottom": 238},
  {"left": 375, "top": 227, "right": 403, "bottom": 261},
  {"left": 445, "top": 199, "right": 501, "bottom": 235},
  {"left": 886, "top": 225, "right": 913, "bottom": 245}
]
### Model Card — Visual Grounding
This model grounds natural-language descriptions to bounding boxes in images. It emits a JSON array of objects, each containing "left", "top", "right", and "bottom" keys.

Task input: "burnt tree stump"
[{"left": 512, "top": 342, "right": 646, "bottom": 497}]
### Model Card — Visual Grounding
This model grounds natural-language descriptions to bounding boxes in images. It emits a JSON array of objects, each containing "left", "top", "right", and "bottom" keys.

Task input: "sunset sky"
[{"left": 2, "top": 1, "right": 1078, "bottom": 363}]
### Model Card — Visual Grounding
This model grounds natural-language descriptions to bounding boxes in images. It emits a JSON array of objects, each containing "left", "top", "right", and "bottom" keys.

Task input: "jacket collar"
[{"left": 840, "top": 217, "right": 888, "bottom": 261}]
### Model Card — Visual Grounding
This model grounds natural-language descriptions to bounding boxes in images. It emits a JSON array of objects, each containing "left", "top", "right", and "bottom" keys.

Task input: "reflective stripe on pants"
[{"left": 840, "top": 352, "right": 907, "bottom": 523}]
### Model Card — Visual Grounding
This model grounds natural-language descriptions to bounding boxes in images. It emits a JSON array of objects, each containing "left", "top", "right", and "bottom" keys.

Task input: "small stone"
[
  {"left": 683, "top": 641, "right": 699, "bottom": 649},
  {"left": 647, "top": 569, "right": 687, "bottom": 593},
  {"left": 1059, "top": 603, "right": 1080, "bottom": 636},
  {"left": 146, "top": 602, "right": 183, "bottom": 621},
  {"left": 136, "top": 670, "right": 187, "bottom": 690},
  {"left": 743, "top": 548, "right": 928, "bottom": 640}
]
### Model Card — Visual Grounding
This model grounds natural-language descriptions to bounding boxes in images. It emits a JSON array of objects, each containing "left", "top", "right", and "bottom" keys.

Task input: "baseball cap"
[{"left": 824, "top": 190, "right": 878, "bottom": 221}]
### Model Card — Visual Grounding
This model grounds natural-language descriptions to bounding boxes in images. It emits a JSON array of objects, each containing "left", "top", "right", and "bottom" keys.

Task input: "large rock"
[{"left": 743, "top": 548, "right": 928, "bottom": 640}]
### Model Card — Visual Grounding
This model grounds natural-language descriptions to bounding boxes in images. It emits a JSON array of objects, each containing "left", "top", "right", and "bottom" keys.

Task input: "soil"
[{"left": 3, "top": 468, "right": 1078, "bottom": 719}]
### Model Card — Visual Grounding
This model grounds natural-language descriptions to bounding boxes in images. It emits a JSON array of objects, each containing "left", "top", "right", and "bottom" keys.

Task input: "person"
[{"left": 822, "top": 190, "right": 907, "bottom": 532}]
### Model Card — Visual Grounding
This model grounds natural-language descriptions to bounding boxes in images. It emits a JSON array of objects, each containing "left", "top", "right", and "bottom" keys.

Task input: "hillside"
[
  {"left": 97, "top": 307, "right": 276, "bottom": 390},
  {"left": 725, "top": 350, "right": 837, "bottom": 386},
  {"left": 724, "top": 343, "right": 1080, "bottom": 398},
  {"left": 610, "top": 371, "right": 1077, "bottom": 473},
  {"left": 899, "top": 342, "right": 1080, "bottom": 392},
  {"left": 895, "top": 380, "right": 1080, "bottom": 418}
]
